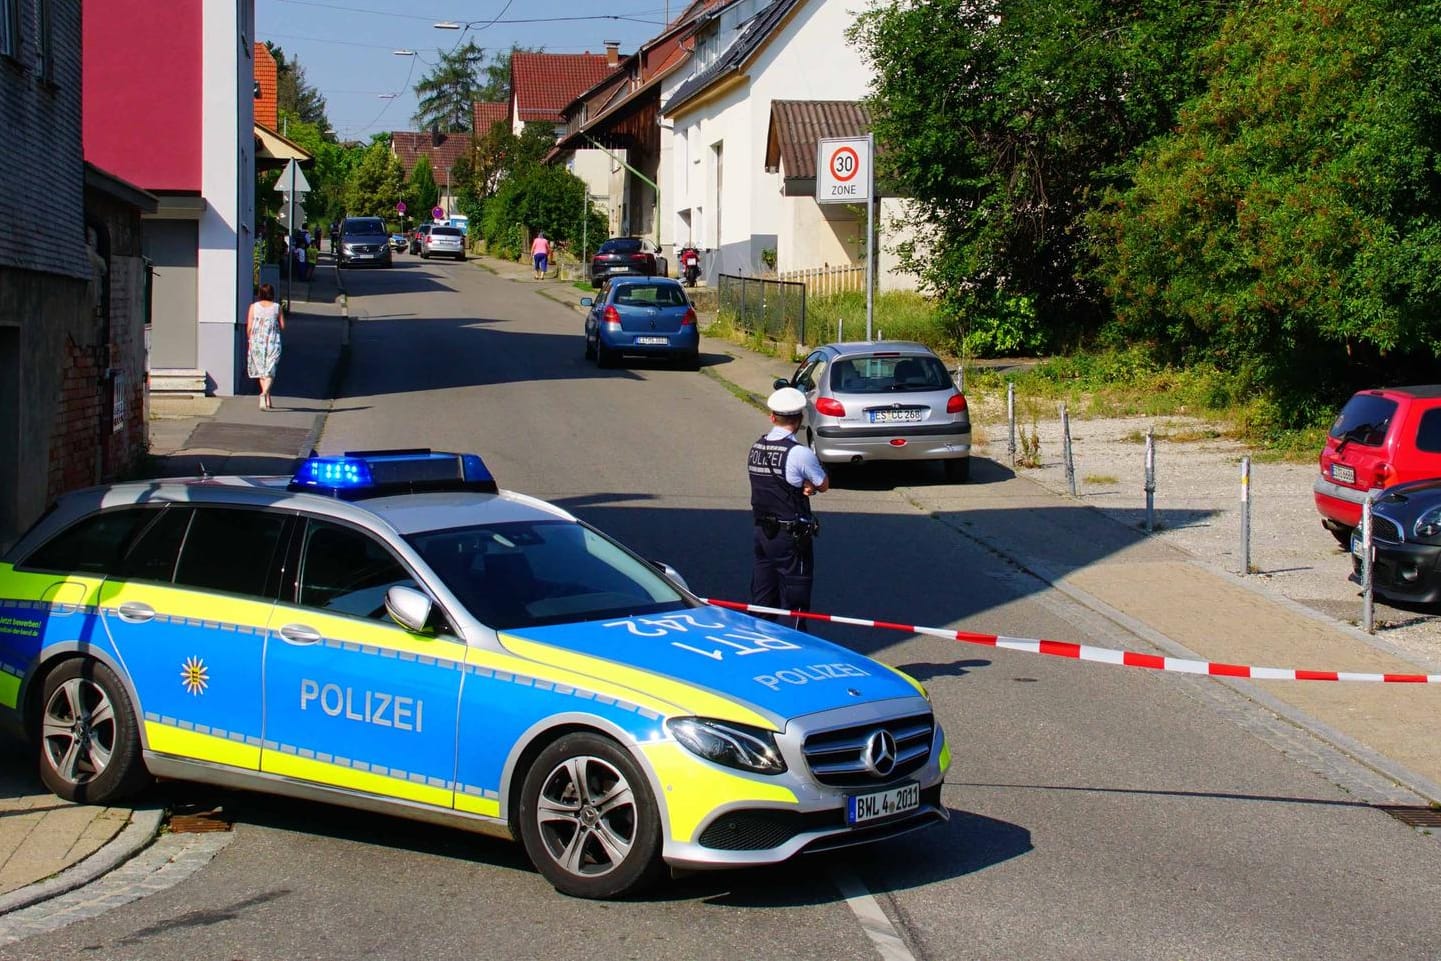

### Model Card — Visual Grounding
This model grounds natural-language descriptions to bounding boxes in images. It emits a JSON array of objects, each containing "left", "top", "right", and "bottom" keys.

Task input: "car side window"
[
  {"left": 18, "top": 506, "right": 163, "bottom": 575},
  {"left": 172, "top": 507, "right": 289, "bottom": 599},
  {"left": 298, "top": 520, "right": 421, "bottom": 622},
  {"left": 1416, "top": 408, "right": 1441, "bottom": 455},
  {"left": 794, "top": 353, "right": 823, "bottom": 391},
  {"left": 118, "top": 506, "right": 194, "bottom": 583}
]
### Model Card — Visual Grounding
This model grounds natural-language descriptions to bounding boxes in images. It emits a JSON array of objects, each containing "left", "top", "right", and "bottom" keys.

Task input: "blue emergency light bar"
[{"left": 288, "top": 449, "right": 498, "bottom": 499}]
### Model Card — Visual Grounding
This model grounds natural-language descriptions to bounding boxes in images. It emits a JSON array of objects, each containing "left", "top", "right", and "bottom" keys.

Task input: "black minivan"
[{"left": 338, "top": 216, "right": 393, "bottom": 268}]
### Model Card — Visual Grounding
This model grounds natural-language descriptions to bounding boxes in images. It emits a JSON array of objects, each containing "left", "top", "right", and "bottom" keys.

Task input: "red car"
[{"left": 1314, "top": 385, "right": 1441, "bottom": 544}]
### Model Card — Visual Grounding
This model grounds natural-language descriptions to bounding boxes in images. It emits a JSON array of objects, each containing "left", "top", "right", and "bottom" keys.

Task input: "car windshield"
[
  {"left": 830, "top": 354, "right": 953, "bottom": 393},
  {"left": 344, "top": 218, "right": 385, "bottom": 235},
  {"left": 599, "top": 239, "right": 643, "bottom": 254},
  {"left": 407, "top": 520, "right": 691, "bottom": 631},
  {"left": 431, "top": 227, "right": 461, "bottom": 237},
  {"left": 1329, "top": 394, "right": 1397, "bottom": 447},
  {"left": 612, "top": 284, "right": 688, "bottom": 307}
]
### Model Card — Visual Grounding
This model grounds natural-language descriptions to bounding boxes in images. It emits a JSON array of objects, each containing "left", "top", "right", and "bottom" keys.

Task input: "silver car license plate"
[
  {"left": 847, "top": 782, "right": 919, "bottom": 825},
  {"left": 870, "top": 409, "right": 922, "bottom": 424}
]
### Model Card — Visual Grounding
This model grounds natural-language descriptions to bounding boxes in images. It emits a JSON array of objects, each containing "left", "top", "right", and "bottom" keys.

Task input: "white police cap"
[{"left": 767, "top": 387, "right": 807, "bottom": 415}]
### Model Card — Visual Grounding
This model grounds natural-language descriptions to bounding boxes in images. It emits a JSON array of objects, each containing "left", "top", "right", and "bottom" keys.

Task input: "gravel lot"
[{"left": 967, "top": 398, "right": 1441, "bottom": 664}]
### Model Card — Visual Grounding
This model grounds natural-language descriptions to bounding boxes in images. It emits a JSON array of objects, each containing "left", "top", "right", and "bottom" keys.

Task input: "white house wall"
[
  {"left": 663, "top": 0, "right": 919, "bottom": 290},
  {"left": 197, "top": 0, "right": 254, "bottom": 396}
]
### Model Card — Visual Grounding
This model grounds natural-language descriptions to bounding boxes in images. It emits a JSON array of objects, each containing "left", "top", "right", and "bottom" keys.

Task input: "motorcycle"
[{"left": 680, "top": 245, "right": 702, "bottom": 287}]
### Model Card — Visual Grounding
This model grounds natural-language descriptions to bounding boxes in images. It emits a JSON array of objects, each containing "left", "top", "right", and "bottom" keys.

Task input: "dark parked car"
[
  {"left": 590, "top": 237, "right": 666, "bottom": 287},
  {"left": 409, "top": 223, "right": 432, "bottom": 255},
  {"left": 1352, "top": 477, "right": 1441, "bottom": 606},
  {"left": 337, "top": 217, "right": 392, "bottom": 268},
  {"left": 773, "top": 342, "right": 971, "bottom": 481},
  {"left": 1314, "top": 386, "right": 1441, "bottom": 545},
  {"left": 580, "top": 278, "right": 699, "bottom": 370}
]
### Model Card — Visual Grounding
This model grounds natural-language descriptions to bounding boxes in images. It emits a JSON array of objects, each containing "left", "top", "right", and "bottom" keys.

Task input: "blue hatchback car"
[{"left": 582, "top": 278, "right": 700, "bottom": 371}]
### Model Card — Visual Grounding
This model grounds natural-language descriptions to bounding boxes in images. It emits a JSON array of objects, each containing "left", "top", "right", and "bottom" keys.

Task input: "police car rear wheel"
[
  {"left": 519, "top": 733, "right": 664, "bottom": 899},
  {"left": 38, "top": 659, "right": 149, "bottom": 804}
]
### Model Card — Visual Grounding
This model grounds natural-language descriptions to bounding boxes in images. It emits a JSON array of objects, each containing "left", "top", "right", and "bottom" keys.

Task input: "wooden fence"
[{"left": 777, "top": 264, "right": 866, "bottom": 297}]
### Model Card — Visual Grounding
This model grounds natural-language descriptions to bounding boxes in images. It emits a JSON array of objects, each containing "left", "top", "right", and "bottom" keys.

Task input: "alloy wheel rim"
[
  {"left": 41, "top": 677, "right": 116, "bottom": 786},
  {"left": 534, "top": 755, "right": 637, "bottom": 878}
]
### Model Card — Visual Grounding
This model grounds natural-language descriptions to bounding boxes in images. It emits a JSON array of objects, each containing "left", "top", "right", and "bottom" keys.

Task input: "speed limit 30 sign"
[{"left": 816, "top": 136, "right": 871, "bottom": 204}]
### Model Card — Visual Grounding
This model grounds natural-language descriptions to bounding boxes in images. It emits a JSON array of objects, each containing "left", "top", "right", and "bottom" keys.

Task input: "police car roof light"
[{"left": 289, "top": 450, "right": 498, "bottom": 499}]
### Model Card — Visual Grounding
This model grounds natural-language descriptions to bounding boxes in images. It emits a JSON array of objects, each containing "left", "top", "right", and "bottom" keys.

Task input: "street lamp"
[
  {"left": 377, "top": 93, "right": 397, "bottom": 100},
  {"left": 432, "top": 20, "right": 461, "bottom": 29},
  {"left": 393, "top": 49, "right": 416, "bottom": 56}
]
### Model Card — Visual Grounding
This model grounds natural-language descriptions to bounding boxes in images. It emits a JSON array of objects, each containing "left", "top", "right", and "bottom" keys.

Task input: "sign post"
[
  {"left": 273, "top": 159, "right": 312, "bottom": 309},
  {"left": 817, "top": 136, "right": 874, "bottom": 339}
]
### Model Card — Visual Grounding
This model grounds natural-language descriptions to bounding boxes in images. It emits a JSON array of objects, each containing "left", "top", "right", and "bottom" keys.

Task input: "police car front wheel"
[
  {"left": 39, "top": 658, "right": 150, "bottom": 804},
  {"left": 519, "top": 732, "right": 665, "bottom": 899}
]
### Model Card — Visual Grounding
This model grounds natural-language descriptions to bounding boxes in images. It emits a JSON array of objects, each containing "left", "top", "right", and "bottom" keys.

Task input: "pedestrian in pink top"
[{"left": 531, "top": 232, "right": 551, "bottom": 279}]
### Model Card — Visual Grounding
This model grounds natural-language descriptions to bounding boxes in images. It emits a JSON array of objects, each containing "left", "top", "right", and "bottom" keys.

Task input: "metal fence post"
[
  {"left": 740, "top": 274, "right": 748, "bottom": 333},
  {"left": 1142, "top": 429, "right": 1156, "bottom": 531},
  {"left": 1240, "top": 456, "right": 1251, "bottom": 573},
  {"left": 1061, "top": 403, "right": 1076, "bottom": 497},
  {"left": 1006, "top": 382, "right": 1017, "bottom": 468},
  {"left": 1362, "top": 494, "right": 1375, "bottom": 635}
]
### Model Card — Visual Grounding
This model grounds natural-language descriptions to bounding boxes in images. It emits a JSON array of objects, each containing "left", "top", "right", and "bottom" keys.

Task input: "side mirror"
[
  {"left": 580, "top": 297, "right": 594, "bottom": 307},
  {"left": 385, "top": 585, "right": 434, "bottom": 633},
  {"left": 772, "top": 377, "right": 790, "bottom": 390},
  {"left": 650, "top": 559, "right": 690, "bottom": 592}
]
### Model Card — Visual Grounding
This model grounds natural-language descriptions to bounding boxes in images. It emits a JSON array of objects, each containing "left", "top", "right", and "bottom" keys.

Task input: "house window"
[
  {"left": 36, "top": 0, "right": 52, "bottom": 82},
  {"left": 0, "top": 0, "right": 19, "bottom": 60}
]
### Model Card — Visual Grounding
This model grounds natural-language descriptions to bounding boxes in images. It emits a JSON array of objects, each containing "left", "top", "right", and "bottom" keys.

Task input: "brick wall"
[
  {"left": 0, "top": 0, "right": 87, "bottom": 279},
  {"left": 47, "top": 332, "right": 101, "bottom": 497}
]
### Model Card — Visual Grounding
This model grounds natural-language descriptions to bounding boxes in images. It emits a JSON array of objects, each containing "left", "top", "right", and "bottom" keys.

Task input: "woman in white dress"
[{"left": 245, "top": 283, "right": 285, "bottom": 410}]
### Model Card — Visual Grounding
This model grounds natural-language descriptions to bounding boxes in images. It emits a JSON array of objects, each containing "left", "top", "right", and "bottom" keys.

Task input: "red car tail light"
[
  {"left": 946, "top": 393, "right": 967, "bottom": 414},
  {"left": 816, "top": 397, "right": 845, "bottom": 417},
  {"left": 682, "top": 308, "right": 697, "bottom": 326},
  {"left": 1375, "top": 462, "right": 1395, "bottom": 487},
  {"left": 603, "top": 306, "right": 622, "bottom": 328}
]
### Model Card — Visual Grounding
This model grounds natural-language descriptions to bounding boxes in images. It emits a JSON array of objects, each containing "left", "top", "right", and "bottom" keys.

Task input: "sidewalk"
[{"left": 6, "top": 251, "right": 1438, "bottom": 917}]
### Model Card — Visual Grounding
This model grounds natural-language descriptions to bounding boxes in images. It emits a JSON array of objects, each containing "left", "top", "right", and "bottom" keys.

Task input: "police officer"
[{"left": 749, "top": 386, "right": 829, "bottom": 631}]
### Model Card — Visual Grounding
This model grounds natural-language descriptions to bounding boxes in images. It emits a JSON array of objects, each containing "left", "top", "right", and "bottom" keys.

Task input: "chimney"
[{"left": 604, "top": 40, "right": 620, "bottom": 67}]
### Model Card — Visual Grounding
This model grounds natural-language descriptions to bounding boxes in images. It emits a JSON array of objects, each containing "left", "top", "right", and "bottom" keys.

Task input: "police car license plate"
[
  {"left": 846, "top": 782, "right": 919, "bottom": 825},
  {"left": 636, "top": 336, "right": 668, "bottom": 345},
  {"left": 1332, "top": 463, "right": 1356, "bottom": 484},
  {"left": 869, "top": 409, "right": 922, "bottom": 424}
]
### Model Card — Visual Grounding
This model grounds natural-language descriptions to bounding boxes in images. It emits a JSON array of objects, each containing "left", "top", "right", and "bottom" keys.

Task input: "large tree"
[
  {"left": 413, "top": 41, "right": 488, "bottom": 133},
  {"left": 1091, "top": 0, "right": 1441, "bottom": 405},
  {"left": 852, "top": 0, "right": 1226, "bottom": 353},
  {"left": 407, "top": 154, "right": 439, "bottom": 215},
  {"left": 345, "top": 141, "right": 406, "bottom": 220},
  {"left": 266, "top": 43, "right": 332, "bottom": 139}
]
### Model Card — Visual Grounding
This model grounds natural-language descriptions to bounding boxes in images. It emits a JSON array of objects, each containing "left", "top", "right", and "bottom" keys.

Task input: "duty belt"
[{"left": 757, "top": 514, "right": 821, "bottom": 540}]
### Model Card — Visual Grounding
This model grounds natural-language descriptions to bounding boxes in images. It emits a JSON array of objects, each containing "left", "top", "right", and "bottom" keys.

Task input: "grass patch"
[
  {"left": 804, "top": 290, "right": 947, "bottom": 347},
  {"left": 1083, "top": 474, "right": 1119, "bottom": 486}
]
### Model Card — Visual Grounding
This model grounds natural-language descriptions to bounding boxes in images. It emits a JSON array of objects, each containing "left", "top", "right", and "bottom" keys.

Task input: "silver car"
[
  {"left": 774, "top": 341, "right": 972, "bottom": 481},
  {"left": 421, "top": 225, "right": 466, "bottom": 260}
]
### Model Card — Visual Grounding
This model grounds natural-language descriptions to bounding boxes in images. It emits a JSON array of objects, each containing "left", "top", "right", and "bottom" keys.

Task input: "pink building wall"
[{"left": 83, "top": 1, "right": 203, "bottom": 191}]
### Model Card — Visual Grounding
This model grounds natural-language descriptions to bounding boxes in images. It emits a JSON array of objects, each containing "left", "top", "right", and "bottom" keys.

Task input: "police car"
[{"left": 0, "top": 451, "right": 948, "bottom": 899}]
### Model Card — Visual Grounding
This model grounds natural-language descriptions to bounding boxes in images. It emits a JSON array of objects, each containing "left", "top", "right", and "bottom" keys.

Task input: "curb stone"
[{"left": 0, "top": 804, "right": 164, "bottom": 917}]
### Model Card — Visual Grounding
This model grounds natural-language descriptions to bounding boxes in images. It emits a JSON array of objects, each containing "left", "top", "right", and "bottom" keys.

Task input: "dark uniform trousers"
[{"left": 748, "top": 431, "right": 817, "bottom": 633}]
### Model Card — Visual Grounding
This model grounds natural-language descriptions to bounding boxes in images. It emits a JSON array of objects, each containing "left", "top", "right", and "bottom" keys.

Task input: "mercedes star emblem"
[{"left": 863, "top": 729, "right": 898, "bottom": 778}]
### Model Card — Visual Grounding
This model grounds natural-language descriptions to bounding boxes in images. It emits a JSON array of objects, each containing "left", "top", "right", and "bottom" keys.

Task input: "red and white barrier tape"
[{"left": 700, "top": 598, "right": 1441, "bottom": 684}]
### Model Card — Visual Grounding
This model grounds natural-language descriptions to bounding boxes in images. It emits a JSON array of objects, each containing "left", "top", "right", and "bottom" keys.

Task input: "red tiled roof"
[
  {"left": 512, "top": 52, "right": 619, "bottom": 123},
  {"left": 472, "top": 101, "right": 510, "bottom": 135},
  {"left": 390, "top": 131, "right": 471, "bottom": 178},
  {"left": 253, "top": 43, "right": 278, "bottom": 130}
]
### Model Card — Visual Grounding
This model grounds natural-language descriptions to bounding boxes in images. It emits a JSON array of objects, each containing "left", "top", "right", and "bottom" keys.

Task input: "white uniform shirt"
[{"left": 766, "top": 427, "right": 828, "bottom": 489}]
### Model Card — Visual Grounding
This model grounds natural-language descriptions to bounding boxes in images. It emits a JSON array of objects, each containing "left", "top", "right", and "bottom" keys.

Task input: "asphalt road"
[{"left": 8, "top": 257, "right": 1441, "bottom": 961}]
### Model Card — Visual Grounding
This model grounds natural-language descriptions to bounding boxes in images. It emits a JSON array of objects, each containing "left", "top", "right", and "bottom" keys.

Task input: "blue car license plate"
[
  {"left": 847, "top": 782, "right": 919, "bottom": 825},
  {"left": 635, "top": 336, "right": 668, "bottom": 345}
]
